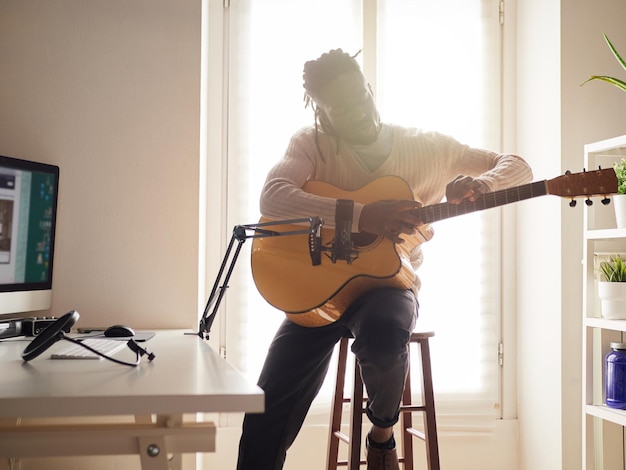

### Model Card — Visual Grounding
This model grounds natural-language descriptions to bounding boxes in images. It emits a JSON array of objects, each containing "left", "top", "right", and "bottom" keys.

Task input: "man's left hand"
[{"left": 446, "top": 176, "right": 490, "bottom": 204}]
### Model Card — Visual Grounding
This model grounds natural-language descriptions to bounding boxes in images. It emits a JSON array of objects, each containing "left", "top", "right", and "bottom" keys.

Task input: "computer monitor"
[{"left": 0, "top": 155, "right": 59, "bottom": 316}]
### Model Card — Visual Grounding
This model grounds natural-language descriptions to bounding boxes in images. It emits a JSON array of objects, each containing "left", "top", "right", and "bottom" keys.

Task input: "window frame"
[{"left": 201, "top": 0, "right": 519, "bottom": 428}]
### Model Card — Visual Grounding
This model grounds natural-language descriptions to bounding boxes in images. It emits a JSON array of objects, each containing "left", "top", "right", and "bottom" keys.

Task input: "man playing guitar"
[{"left": 237, "top": 49, "right": 533, "bottom": 470}]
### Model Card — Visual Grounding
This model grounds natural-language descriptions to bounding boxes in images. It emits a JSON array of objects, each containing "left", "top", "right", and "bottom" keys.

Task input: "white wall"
[
  {"left": 515, "top": 1, "right": 563, "bottom": 468},
  {"left": 516, "top": 1, "right": 626, "bottom": 469},
  {"left": 0, "top": 0, "right": 202, "bottom": 330}
]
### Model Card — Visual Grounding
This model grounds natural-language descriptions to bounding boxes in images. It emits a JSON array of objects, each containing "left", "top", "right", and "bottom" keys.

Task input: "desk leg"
[
  {"left": 134, "top": 414, "right": 185, "bottom": 470},
  {"left": 0, "top": 418, "right": 20, "bottom": 470},
  {"left": 136, "top": 412, "right": 181, "bottom": 469},
  {"left": 156, "top": 415, "right": 182, "bottom": 470},
  {"left": 138, "top": 436, "right": 169, "bottom": 470}
]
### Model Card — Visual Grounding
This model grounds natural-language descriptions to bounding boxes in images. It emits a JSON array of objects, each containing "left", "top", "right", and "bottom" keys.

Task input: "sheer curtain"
[
  {"left": 375, "top": 1, "right": 503, "bottom": 429},
  {"left": 217, "top": 0, "right": 504, "bottom": 429}
]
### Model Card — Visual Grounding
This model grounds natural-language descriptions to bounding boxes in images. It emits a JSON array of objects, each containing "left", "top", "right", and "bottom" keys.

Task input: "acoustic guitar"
[{"left": 251, "top": 168, "right": 617, "bottom": 327}]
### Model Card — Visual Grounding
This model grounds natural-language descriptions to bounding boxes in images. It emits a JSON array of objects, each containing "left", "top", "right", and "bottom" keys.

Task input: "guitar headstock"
[{"left": 547, "top": 168, "right": 618, "bottom": 204}]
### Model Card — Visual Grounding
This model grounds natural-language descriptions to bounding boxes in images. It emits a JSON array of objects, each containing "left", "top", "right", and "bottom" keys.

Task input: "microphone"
[{"left": 333, "top": 199, "right": 354, "bottom": 263}]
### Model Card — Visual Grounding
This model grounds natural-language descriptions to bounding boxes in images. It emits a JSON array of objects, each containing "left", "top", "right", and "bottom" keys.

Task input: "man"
[{"left": 237, "top": 49, "right": 532, "bottom": 470}]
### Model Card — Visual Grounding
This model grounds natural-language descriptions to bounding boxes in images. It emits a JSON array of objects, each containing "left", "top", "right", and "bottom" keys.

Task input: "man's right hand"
[{"left": 358, "top": 200, "right": 423, "bottom": 244}]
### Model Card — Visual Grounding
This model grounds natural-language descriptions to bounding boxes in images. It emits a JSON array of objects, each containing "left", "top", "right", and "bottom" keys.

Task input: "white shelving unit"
[{"left": 583, "top": 135, "right": 626, "bottom": 469}]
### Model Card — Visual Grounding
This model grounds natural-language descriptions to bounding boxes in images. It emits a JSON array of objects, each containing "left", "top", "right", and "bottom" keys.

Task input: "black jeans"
[{"left": 236, "top": 287, "right": 418, "bottom": 470}]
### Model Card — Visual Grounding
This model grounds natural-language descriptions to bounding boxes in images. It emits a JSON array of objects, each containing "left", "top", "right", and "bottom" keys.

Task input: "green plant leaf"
[
  {"left": 605, "top": 34, "right": 626, "bottom": 71},
  {"left": 580, "top": 34, "right": 626, "bottom": 94},
  {"left": 600, "top": 255, "right": 626, "bottom": 282},
  {"left": 580, "top": 75, "right": 626, "bottom": 92}
]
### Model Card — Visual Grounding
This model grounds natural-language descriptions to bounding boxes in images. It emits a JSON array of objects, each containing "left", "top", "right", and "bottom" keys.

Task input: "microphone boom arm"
[{"left": 197, "top": 217, "right": 323, "bottom": 340}]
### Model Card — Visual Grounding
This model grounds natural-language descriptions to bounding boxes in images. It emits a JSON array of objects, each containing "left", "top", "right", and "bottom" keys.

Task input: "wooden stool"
[{"left": 327, "top": 331, "right": 440, "bottom": 470}]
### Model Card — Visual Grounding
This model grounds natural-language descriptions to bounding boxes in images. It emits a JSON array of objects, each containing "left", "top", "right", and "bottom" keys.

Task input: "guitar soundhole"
[{"left": 352, "top": 232, "right": 379, "bottom": 247}]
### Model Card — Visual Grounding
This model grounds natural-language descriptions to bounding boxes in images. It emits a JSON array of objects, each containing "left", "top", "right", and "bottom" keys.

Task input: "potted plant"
[
  {"left": 598, "top": 254, "right": 626, "bottom": 319},
  {"left": 612, "top": 158, "right": 626, "bottom": 228}
]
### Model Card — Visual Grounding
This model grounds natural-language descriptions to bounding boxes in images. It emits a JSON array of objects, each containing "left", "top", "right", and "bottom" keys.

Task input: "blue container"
[{"left": 606, "top": 342, "right": 626, "bottom": 409}]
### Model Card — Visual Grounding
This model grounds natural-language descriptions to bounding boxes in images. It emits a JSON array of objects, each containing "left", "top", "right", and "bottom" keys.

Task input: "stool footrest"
[
  {"left": 337, "top": 459, "right": 366, "bottom": 467},
  {"left": 333, "top": 431, "right": 350, "bottom": 445},
  {"left": 406, "top": 427, "right": 426, "bottom": 441},
  {"left": 400, "top": 405, "right": 426, "bottom": 412}
]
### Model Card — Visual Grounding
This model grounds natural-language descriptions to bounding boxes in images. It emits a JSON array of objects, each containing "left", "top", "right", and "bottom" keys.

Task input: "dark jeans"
[{"left": 236, "top": 287, "right": 418, "bottom": 470}]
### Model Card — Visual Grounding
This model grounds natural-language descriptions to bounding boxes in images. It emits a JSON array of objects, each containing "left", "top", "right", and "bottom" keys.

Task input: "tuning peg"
[
  {"left": 585, "top": 198, "right": 593, "bottom": 206},
  {"left": 602, "top": 197, "right": 611, "bottom": 205},
  {"left": 569, "top": 199, "right": 577, "bottom": 207}
]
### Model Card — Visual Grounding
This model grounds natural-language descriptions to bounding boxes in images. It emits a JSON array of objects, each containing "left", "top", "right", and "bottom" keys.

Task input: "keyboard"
[{"left": 51, "top": 338, "right": 128, "bottom": 360}]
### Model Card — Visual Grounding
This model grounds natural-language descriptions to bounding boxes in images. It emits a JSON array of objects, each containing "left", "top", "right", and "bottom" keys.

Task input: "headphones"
[{"left": 21, "top": 310, "right": 155, "bottom": 367}]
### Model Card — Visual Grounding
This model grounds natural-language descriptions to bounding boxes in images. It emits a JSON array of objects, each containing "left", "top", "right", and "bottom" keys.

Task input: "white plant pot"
[
  {"left": 598, "top": 281, "right": 626, "bottom": 319},
  {"left": 614, "top": 194, "right": 626, "bottom": 228}
]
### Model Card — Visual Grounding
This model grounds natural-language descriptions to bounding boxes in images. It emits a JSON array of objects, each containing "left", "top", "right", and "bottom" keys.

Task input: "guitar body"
[{"left": 251, "top": 176, "right": 430, "bottom": 327}]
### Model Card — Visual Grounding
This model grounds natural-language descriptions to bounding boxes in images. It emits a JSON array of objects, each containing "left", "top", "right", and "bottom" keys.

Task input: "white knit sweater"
[{"left": 260, "top": 124, "right": 533, "bottom": 233}]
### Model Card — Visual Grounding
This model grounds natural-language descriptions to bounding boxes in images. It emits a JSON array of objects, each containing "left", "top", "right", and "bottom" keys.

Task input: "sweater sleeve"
[
  {"left": 455, "top": 147, "right": 534, "bottom": 191},
  {"left": 259, "top": 129, "right": 363, "bottom": 230}
]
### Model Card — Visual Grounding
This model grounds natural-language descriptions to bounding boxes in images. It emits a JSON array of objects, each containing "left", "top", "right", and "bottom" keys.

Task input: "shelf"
[
  {"left": 584, "top": 134, "right": 626, "bottom": 154},
  {"left": 585, "top": 317, "right": 626, "bottom": 332},
  {"left": 583, "top": 136, "right": 626, "bottom": 468},
  {"left": 586, "top": 228, "right": 626, "bottom": 240},
  {"left": 586, "top": 404, "right": 626, "bottom": 427}
]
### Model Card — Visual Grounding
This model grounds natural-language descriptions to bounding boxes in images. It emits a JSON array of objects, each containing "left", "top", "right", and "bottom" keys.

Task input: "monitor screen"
[{"left": 0, "top": 155, "right": 59, "bottom": 316}]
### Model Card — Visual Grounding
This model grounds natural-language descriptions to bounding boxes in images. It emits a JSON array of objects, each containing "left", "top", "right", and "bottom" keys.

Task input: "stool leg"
[
  {"left": 419, "top": 338, "right": 440, "bottom": 470},
  {"left": 401, "top": 356, "right": 414, "bottom": 470},
  {"left": 328, "top": 333, "right": 440, "bottom": 470},
  {"left": 327, "top": 337, "right": 349, "bottom": 470},
  {"left": 349, "top": 357, "right": 364, "bottom": 469}
]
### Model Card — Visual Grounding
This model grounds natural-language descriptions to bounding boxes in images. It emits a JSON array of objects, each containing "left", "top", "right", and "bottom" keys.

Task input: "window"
[{"left": 206, "top": 0, "right": 505, "bottom": 429}]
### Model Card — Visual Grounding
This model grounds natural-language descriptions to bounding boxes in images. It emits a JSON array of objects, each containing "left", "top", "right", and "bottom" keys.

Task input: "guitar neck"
[{"left": 418, "top": 180, "right": 548, "bottom": 224}]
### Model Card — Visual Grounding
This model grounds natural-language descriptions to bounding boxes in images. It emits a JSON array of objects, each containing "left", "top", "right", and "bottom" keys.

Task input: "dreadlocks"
[
  {"left": 303, "top": 49, "right": 363, "bottom": 106},
  {"left": 302, "top": 49, "right": 363, "bottom": 161}
]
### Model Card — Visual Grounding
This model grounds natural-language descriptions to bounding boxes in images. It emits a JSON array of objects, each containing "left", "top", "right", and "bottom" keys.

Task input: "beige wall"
[
  {"left": 516, "top": 1, "right": 626, "bottom": 469},
  {"left": 0, "top": 0, "right": 202, "bottom": 330}
]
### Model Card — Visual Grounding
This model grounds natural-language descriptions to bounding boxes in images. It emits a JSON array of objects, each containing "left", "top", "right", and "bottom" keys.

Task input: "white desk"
[{"left": 0, "top": 330, "right": 264, "bottom": 469}]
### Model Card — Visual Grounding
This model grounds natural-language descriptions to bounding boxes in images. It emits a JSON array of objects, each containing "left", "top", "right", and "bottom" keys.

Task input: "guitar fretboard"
[{"left": 417, "top": 180, "right": 548, "bottom": 224}]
